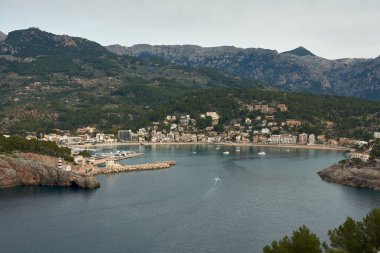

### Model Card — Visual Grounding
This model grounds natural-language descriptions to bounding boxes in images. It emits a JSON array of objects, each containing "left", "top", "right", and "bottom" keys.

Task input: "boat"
[
  {"left": 286, "top": 149, "right": 290, "bottom": 152},
  {"left": 258, "top": 151, "right": 266, "bottom": 155},
  {"left": 192, "top": 151, "right": 197, "bottom": 154},
  {"left": 223, "top": 151, "right": 230, "bottom": 155}
]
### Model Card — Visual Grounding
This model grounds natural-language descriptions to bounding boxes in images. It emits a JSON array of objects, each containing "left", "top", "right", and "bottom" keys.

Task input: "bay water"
[{"left": 1, "top": 145, "right": 380, "bottom": 252}]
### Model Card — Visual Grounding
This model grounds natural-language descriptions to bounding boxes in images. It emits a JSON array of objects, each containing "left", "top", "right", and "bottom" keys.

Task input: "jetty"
[{"left": 94, "top": 160, "right": 176, "bottom": 175}]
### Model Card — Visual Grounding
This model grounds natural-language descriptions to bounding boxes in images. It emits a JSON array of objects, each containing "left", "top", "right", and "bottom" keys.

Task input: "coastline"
[
  {"left": 70, "top": 142, "right": 348, "bottom": 152},
  {"left": 318, "top": 163, "right": 380, "bottom": 191}
]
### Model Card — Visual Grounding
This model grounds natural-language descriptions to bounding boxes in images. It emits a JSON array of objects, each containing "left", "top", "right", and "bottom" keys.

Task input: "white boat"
[
  {"left": 223, "top": 151, "right": 230, "bottom": 155},
  {"left": 286, "top": 149, "right": 290, "bottom": 152},
  {"left": 258, "top": 151, "right": 266, "bottom": 155},
  {"left": 192, "top": 151, "right": 197, "bottom": 154},
  {"left": 212, "top": 177, "right": 221, "bottom": 183},
  {"left": 235, "top": 148, "right": 240, "bottom": 152}
]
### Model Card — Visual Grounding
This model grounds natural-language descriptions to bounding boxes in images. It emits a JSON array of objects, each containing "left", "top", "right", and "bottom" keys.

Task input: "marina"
[{"left": 90, "top": 151, "right": 144, "bottom": 166}]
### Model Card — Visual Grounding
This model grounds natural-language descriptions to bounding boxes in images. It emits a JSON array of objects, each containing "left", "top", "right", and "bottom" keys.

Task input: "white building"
[
  {"left": 308, "top": 134, "right": 315, "bottom": 145},
  {"left": 374, "top": 132, "right": 380, "bottom": 139},
  {"left": 268, "top": 135, "right": 281, "bottom": 144},
  {"left": 74, "top": 155, "right": 84, "bottom": 164},
  {"left": 96, "top": 133, "right": 104, "bottom": 143},
  {"left": 206, "top": 112, "right": 220, "bottom": 125},
  {"left": 347, "top": 152, "right": 370, "bottom": 162},
  {"left": 280, "top": 134, "right": 297, "bottom": 144}
]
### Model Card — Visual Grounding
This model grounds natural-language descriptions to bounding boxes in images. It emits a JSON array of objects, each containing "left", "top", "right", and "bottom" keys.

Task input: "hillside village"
[{"left": 10, "top": 100, "right": 379, "bottom": 163}]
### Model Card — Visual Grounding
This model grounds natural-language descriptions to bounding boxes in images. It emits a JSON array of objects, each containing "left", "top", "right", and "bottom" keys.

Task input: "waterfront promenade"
[{"left": 72, "top": 142, "right": 348, "bottom": 151}]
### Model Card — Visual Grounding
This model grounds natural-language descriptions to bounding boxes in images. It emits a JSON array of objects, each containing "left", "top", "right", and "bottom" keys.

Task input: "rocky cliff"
[
  {"left": 0, "top": 153, "right": 99, "bottom": 189},
  {"left": 318, "top": 163, "right": 380, "bottom": 190},
  {"left": 107, "top": 44, "right": 380, "bottom": 100}
]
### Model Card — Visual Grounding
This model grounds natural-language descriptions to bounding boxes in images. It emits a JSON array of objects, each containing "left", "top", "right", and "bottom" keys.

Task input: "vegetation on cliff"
[
  {"left": 0, "top": 136, "right": 73, "bottom": 161},
  {"left": 263, "top": 208, "right": 380, "bottom": 253}
]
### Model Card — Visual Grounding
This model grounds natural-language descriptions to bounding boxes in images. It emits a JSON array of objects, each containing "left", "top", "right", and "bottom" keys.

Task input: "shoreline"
[{"left": 69, "top": 142, "right": 348, "bottom": 152}]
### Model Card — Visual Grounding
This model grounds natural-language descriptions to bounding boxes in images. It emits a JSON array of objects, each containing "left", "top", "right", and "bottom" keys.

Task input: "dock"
[
  {"left": 93, "top": 160, "right": 176, "bottom": 175},
  {"left": 91, "top": 152, "right": 144, "bottom": 166}
]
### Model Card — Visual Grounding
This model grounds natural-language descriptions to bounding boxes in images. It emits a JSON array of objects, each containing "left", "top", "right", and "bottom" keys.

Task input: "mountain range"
[
  {"left": 0, "top": 28, "right": 379, "bottom": 137},
  {"left": 107, "top": 44, "right": 380, "bottom": 100}
]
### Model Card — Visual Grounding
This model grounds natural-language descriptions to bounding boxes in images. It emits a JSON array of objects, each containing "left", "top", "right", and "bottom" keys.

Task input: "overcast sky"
[{"left": 1, "top": 0, "right": 379, "bottom": 59}]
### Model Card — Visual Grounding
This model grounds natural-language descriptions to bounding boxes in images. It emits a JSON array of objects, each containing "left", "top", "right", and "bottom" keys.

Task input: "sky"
[{"left": 1, "top": 0, "right": 379, "bottom": 59}]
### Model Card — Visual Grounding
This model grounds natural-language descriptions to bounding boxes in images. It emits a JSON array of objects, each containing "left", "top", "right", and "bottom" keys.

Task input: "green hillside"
[{"left": 0, "top": 28, "right": 379, "bottom": 139}]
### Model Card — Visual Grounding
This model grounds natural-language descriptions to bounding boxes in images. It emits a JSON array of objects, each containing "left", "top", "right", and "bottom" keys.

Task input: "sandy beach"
[{"left": 69, "top": 142, "right": 348, "bottom": 151}]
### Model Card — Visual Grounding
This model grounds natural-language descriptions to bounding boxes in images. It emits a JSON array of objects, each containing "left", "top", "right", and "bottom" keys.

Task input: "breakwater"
[{"left": 94, "top": 161, "right": 176, "bottom": 175}]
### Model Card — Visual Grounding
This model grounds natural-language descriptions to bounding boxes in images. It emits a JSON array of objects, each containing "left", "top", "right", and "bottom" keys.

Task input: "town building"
[
  {"left": 308, "top": 134, "right": 315, "bottom": 145},
  {"left": 96, "top": 133, "right": 104, "bottom": 143},
  {"left": 347, "top": 152, "right": 370, "bottom": 162},
  {"left": 317, "top": 135, "right": 326, "bottom": 144},
  {"left": 77, "top": 127, "right": 96, "bottom": 134},
  {"left": 298, "top": 133, "right": 308, "bottom": 145},
  {"left": 206, "top": 112, "right": 220, "bottom": 126},
  {"left": 278, "top": 104, "right": 288, "bottom": 112},
  {"left": 118, "top": 130, "right": 134, "bottom": 142},
  {"left": 286, "top": 119, "right": 302, "bottom": 127},
  {"left": 268, "top": 135, "right": 281, "bottom": 144},
  {"left": 280, "top": 134, "right": 297, "bottom": 144},
  {"left": 74, "top": 155, "right": 84, "bottom": 165},
  {"left": 327, "top": 139, "right": 338, "bottom": 147}
]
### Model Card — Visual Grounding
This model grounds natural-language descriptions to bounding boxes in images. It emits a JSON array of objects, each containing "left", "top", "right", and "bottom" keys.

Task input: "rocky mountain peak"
[
  {"left": 281, "top": 46, "right": 316, "bottom": 57},
  {"left": 0, "top": 31, "right": 7, "bottom": 42},
  {"left": 2, "top": 28, "right": 107, "bottom": 57}
]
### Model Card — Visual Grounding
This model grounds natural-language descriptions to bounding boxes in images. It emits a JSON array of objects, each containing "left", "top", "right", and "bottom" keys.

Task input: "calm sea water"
[{"left": 1, "top": 145, "right": 380, "bottom": 253}]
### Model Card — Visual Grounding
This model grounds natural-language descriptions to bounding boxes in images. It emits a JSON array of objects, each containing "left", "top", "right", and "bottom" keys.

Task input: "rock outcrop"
[
  {"left": 318, "top": 163, "right": 380, "bottom": 190},
  {"left": 0, "top": 153, "right": 99, "bottom": 189}
]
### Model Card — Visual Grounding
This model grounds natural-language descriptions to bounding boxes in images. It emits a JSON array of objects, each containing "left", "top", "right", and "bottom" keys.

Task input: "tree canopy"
[{"left": 263, "top": 208, "right": 380, "bottom": 253}]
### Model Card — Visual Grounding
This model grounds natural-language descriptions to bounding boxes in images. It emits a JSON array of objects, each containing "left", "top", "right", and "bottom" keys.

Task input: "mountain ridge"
[{"left": 106, "top": 44, "right": 380, "bottom": 100}]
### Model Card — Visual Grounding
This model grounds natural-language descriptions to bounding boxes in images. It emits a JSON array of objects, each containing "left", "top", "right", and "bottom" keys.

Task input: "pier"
[{"left": 93, "top": 160, "right": 176, "bottom": 175}]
